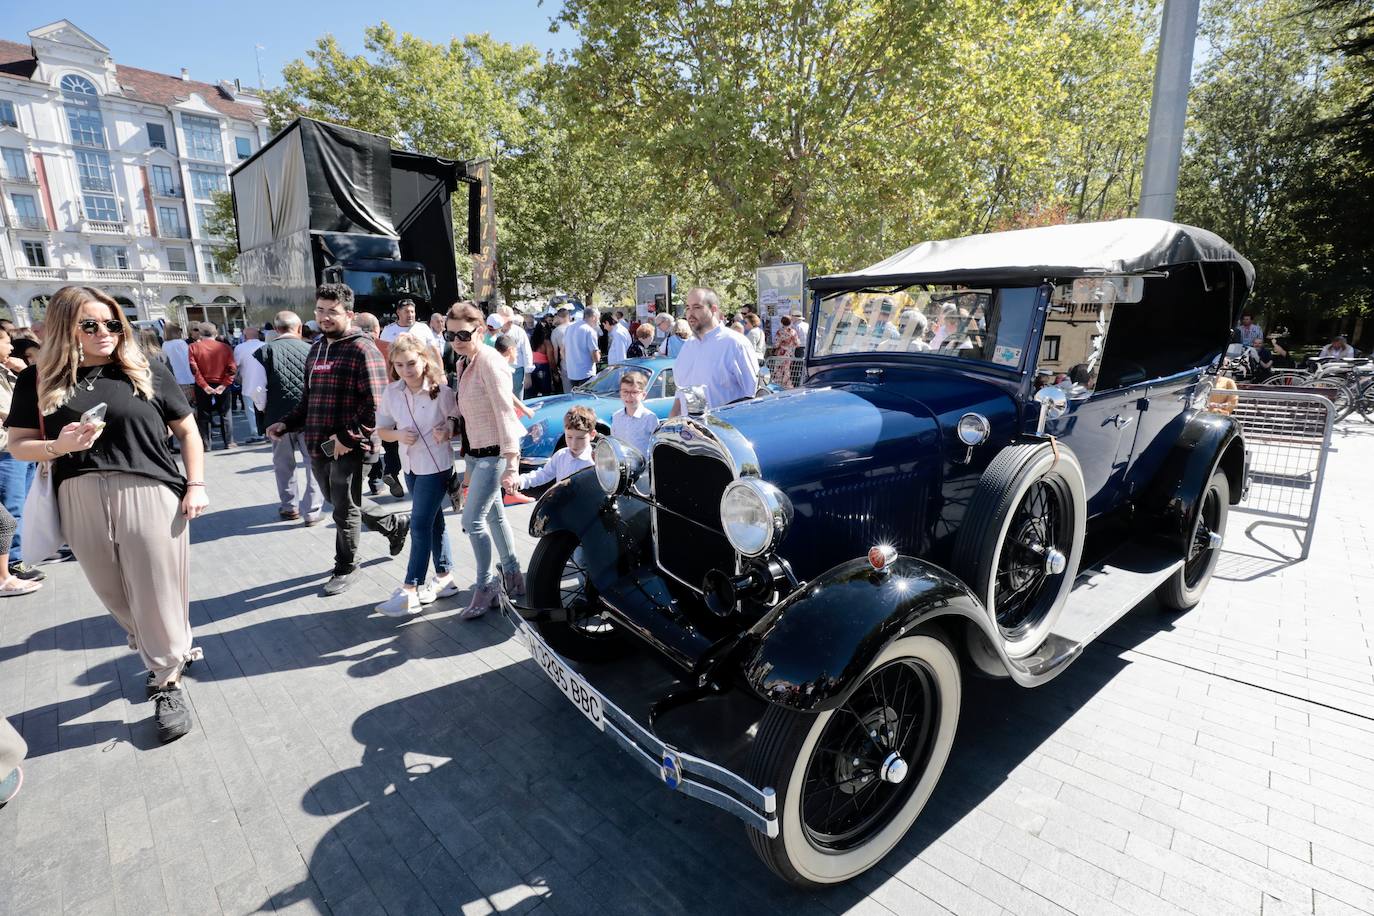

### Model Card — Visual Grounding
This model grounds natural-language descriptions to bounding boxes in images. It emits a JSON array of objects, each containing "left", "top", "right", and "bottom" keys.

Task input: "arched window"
[
  {"left": 60, "top": 74, "right": 98, "bottom": 97},
  {"left": 0, "top": 297, "right": 12, "bottom": 324},
  {"left": 212, "top": 294, "right": 238, "bottom": 304},
  {"left": 29, "top": 295, "right": 50, "bottom": 321}
]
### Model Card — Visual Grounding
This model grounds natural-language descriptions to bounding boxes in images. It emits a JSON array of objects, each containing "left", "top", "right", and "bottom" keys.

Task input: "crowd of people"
[{"left": 0, "top": 281, "right": 768, "bottom": 809}]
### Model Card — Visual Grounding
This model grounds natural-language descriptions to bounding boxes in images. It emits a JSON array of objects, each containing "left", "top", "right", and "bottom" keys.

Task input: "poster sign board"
[
  {"left": 756, "top": 262, "right": 806, "bottom": 338},
  {"left": 469, "top": 158, "right": 498, "bottom": 307},
  {"left": 635, "top": 274, "right": 673, "bottom": 320}
]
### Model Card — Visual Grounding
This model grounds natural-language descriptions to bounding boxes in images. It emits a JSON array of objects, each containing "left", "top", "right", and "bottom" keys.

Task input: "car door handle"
[{"left": 1110, "top": 414, "right": 1133, "bottom": 429}]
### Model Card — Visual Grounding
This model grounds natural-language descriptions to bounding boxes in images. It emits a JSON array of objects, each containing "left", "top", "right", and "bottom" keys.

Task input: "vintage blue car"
[
  {"left": 519, "top": 358, "right": 677, "bottom": 465},
  {"left": 503, "top": 219, "right": 1249, "bottom": 886}
]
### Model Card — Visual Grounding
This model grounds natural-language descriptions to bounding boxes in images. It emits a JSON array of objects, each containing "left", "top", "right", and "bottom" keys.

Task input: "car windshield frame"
[
  {"left": 572, "top": 363, "right": 657, "bottom": 396},
  {"left": 805, "top": 284, "right": 1045, "bottom": 377},
  {"left": 341, "top": 268, "right": 431, "bottom": 299}
]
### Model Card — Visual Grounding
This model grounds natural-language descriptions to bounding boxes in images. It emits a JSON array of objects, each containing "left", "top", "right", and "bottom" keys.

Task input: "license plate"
[{"left": 521, "top": 623, "right": 605, "bottom": 731}]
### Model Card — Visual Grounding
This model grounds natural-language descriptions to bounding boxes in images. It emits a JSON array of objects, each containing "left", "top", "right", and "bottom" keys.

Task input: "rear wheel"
[
  {"left": 527, "top": 531, "right": 629, "bottom": 662},
  {"left": 745, "top": 631, "right": 961, "bottom": 886},
  {"left": 1157, "top": 471, "right": 1229, "bottom": 611}
]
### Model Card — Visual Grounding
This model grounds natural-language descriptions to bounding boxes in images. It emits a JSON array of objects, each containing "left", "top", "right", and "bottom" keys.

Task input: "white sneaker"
[
  {"left": 432, "top": 576, "right": 460, "bottom": 599},
  {"left": 376, "top": 588, "right": 420, "bottom": 617},
  {"left": 416, "top": 582, "right": 437, "bottom": 605}
]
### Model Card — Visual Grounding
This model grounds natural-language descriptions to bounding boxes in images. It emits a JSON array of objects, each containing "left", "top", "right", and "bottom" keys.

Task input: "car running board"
[{"left": 1008, "top": 541, "right": 1184, "bottom": 686}]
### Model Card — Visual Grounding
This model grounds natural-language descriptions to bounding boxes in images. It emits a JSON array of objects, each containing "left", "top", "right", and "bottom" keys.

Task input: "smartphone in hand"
[
  {"left": 319, "top": 437, "right": 336, "bottom": 458},
  {"left": 80, "top": 402, "right": 108, "bottom": 429}
]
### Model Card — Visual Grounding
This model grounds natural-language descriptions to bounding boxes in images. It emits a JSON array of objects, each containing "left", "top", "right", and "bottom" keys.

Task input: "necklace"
[{"left": 80, "top": 365, "right": 105, "bottom": 392}]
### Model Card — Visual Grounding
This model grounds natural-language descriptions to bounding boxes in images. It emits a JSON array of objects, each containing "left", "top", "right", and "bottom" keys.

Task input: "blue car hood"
[{"left": 703, "top": 382, "right": 944, "bottom": 577}]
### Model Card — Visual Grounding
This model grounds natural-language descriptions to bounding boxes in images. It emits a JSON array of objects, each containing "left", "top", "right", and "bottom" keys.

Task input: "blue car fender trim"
[
  {"left": 1144, "top": 409, "right": 1246, "bottom": 552},
  {"left": 741, "top": 555, "right": 990, "bottom": 712}
]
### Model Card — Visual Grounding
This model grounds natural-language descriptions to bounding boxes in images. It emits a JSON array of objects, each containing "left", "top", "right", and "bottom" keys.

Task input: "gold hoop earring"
[{"left": 77, "top": 340, "right": 84, "bottom": 363}]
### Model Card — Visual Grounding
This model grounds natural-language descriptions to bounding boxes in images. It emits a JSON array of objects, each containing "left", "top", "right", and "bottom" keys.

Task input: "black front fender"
[
  {"left": 1145, "top": 409, "right": 1246, "bottom": 552},
  {"left": 528, "top": 468, "right": 653, "bottom": 590},
  {"left": 740, "top": 555, "right": 989, "bottom": 712}
]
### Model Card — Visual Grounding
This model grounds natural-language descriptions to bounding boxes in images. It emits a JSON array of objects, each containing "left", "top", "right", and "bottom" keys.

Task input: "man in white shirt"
[
  {"left": 498, "top": 305, "right": 535, "bottom": 395},
  {"left": 1317, "top": 333, "right": 1356, "bottom": 360},
  {"left": 563, "top": 309, "right": 602, "bottom": 387},
  {"left": 379, "top": 299, "right": 438, "bottom": 349},
  {"left": 670, "top": 287, "right": 759, "bottom": 416},
  {"left": 162, "top": 323, "right": 196, "bottom": 404},
  {"left": 603, "top": 313, "right": 632, "bottom": 363},
  {"left": 1236, "top": 313, "right": 1264, "bottom": 348},
  {"left": 233, "top": 326, "right": 268, "bottom": 443}
]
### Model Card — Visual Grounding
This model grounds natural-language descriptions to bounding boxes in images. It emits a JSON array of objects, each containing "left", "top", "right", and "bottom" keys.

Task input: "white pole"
[{"left": 1139, "top": 0, "right": 1201, "bottom": 220}]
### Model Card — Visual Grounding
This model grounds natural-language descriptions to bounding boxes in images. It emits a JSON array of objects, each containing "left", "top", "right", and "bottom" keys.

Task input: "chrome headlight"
[
  {"left": 956, "top": 413, "right": 990, "bottom": 446},
  {"left": 720, "top": 478, "right": 793, "bottom": 557},
  {"left": 594, "top": 437, "right": 645, "bottom": 496}
]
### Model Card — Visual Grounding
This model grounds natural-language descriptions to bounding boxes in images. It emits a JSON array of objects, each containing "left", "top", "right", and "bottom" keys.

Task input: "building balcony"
[
  {"left": 0, "top": 170, "right": 37, "bottom": 185},
  {"left": 202, "top": 272, "right": 238, "bottom": 286},
  {"left": 15, "top": 266, "right": 65, "bottom": 280},
  {"left": 160, "top": 227, "right": 191, "bottom": 239},
  {"left": 68, "top": 266, "right": 139, "bottom": 284},
  {"left": 82, "top": 219, "right": 130, "bottom": 236},
  {"left": 12, "top": 215, "right": 48, "bottom": 230},
  {"left": 152, "top": 186, "right": 183, "bottom": 199},
  {"left": 145, "top": 270, "right": 193, "bottom": 284}
]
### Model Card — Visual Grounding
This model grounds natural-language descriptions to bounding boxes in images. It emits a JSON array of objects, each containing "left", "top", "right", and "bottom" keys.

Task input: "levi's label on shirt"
[{"left": 312, "top": 361, "right": 333, "bottom": 373}]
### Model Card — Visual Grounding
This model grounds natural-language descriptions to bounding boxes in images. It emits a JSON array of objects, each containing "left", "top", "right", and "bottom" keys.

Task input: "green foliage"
[
  {"left": 203, "top": 190, "right": 239, "bottom": 275},
  {"left": 1177, "top": 0, "right": 1371, "bottom": 338}
]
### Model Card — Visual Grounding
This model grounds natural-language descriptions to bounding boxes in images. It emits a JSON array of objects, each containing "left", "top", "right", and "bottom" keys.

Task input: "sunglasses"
[
  {"left": 78, "top": 319, "right": 124, "bottom": 335},
  {"left": 443, "top": 328, "right": 476, "bottom": 342}
]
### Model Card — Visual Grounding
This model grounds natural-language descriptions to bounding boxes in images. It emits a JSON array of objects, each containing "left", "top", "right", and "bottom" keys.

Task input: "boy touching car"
[{"left": 511, "top": 405, "right": 597, "bottom": 491}]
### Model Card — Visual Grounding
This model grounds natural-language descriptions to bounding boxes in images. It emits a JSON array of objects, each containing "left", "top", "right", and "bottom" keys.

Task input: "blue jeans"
[
  {"left": 0, "top": 452, "right": 36, "bottom": 563},
  {"left": 404, "top": 469, "right": 454, "bottom": 587},
  {"left": 512, "top": 366, "right": 526, "bottom": 396},
  {"left": 462, "top": 455, "right": 518, "bottom": 589}
]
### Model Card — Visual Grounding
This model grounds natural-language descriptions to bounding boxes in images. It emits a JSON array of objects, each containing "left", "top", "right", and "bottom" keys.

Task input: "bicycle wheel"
[
  {"left": 1308, "top": 378, "right": 1355, "bottom": 422},
  {"left": 1260, "top": 370, "right": 1313, "bottom": 387},
  {"left": 1352, "top": 377, "right": 1374, "bottom": 422}
]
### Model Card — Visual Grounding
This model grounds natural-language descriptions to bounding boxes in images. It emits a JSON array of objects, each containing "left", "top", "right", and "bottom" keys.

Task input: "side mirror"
[{"left": 1034, "top": 386, "right": 1068, "bottom": 435}]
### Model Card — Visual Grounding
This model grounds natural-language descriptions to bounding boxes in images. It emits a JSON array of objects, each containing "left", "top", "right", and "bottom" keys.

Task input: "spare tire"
[{"left": 953, "top": 442, "right": 1086, "bottom": 659}]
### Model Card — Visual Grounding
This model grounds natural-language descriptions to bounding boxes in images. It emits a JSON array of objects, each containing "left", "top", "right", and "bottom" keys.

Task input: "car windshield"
[
  {"left": 341, "top": 269, "right": 431, "bottom": 299},
  {"left": 811, "top": 286, "right": 1040, "bottom": 370},
  {"left": 574, "top": 363, "right": 654, "bottom": 395}
]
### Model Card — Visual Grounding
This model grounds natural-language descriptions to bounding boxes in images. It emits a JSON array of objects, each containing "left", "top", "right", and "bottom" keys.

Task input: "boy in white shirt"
[
  {"left": 610, "top": 370, "right": 659, "bottom": 456},
  {"left": 512, "top": 405, "right": 598, "bottom": 491}
]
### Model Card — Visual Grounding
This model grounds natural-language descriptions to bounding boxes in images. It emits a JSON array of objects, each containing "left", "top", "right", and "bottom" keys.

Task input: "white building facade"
[{"left": 0, "top": 20, "right": 268, "bottom": 326}]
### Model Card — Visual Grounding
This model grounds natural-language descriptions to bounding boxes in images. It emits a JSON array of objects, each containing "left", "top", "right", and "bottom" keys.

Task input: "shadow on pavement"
[{"left": 260, "top": 605, "right": 1175, "bottom": 914}]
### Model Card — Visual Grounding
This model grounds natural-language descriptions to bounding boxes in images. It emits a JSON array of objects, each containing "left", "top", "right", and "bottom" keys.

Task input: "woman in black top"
[{"left": 5, "top": 286, "right": 208, "bottom": 743}]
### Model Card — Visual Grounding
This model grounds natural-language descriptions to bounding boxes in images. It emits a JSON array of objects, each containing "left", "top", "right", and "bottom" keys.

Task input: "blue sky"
[{"left": 9, "top": 2, "right": 575, "bottom": 88}]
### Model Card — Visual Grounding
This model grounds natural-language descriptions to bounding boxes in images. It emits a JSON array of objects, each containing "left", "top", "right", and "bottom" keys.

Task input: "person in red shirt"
[{"left": 188, "top": 322, "right": 237, "bottom": 449}]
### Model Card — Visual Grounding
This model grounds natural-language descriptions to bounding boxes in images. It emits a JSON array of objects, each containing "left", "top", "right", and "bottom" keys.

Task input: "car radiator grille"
[{"left": 651, "top": 444, "right": 737, "bottom": 591}]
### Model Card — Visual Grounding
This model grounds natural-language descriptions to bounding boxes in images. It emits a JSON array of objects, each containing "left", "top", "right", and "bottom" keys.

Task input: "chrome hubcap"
[
  {"left": 880, "top": 752, "right": 908, "bottom": 784},
  {"left": 1043, "top": 547, "right": 1067, "bottom": 576}
]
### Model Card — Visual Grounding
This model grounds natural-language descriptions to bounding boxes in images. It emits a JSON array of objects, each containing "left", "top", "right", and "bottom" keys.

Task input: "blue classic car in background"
[
  {"left": 519, "top": 358, "right": 677, "bottom": 466},
  {"left": 506, "top": 219, "right": 1250, "bottom": 886}
]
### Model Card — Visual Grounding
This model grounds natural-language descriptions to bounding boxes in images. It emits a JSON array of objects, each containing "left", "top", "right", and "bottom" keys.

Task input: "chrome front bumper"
[{"left": 497, "top": 597, "right": 778, "bottom": 837}]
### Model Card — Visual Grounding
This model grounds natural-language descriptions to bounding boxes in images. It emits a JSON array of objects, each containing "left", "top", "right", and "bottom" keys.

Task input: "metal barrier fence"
[
  {"left": 762, "top": 354, "right": 806, "bottom": 389},
  {"left": 1225, "top": 387, "right": 1334, "bottom": 560}
]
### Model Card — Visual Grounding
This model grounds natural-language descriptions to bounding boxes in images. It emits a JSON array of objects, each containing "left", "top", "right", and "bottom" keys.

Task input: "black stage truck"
[{"left": 230, "top": 117, "right": 482, "bottom": 326}]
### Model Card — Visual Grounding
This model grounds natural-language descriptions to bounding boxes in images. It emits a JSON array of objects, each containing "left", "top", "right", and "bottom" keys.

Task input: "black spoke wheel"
[
  {"left": 1158, "top": 470, "right": 1230, "bottom": 611},
  {"left": 746, "top": 630, "right": 961, "bottom": 886},
  {"left": 527, "top": 531, "right": 629, "bottom": 662},
  {"left": 954, "top": 443, "right": 1086, "bottom": 659}
]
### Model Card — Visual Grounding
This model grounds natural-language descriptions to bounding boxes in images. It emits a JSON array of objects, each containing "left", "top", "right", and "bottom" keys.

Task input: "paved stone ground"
[{"left": 2, "top": 414, "right": 1373, "bottom": 916}]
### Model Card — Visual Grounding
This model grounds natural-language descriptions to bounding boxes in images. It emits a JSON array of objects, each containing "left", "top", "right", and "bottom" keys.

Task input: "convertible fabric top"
[{"left": 810, "top": 219, "right": 1255, "bottom": 291}]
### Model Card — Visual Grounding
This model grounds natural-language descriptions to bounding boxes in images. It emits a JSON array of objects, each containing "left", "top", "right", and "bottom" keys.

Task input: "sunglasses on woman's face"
[
  {"left": 443, "top": 328, "right": 476, "bottom": 342},
  {"left": 78, "top": 319, "right": 124, "bottom": 335}
]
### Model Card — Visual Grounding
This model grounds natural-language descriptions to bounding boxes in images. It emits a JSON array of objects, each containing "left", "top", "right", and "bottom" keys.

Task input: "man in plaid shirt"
[{"left": 267, "top": 284, "right": 390, "bottom": 595}]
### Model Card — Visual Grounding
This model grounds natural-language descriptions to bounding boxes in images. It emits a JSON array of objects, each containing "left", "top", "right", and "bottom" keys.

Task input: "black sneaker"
[
  {"left": 152, "top": 686, "right": 192, "bottom": 743},
  {"left": 368, "top": 478, "right": 383, "bottom": 496},
  {"left": 383, "top": 473, "right": 405, "bottom": 498},
  {"left": 323, "top": 571, "right": 355, "bottom": 595},
  {"left": 10, "top": 563, "right": 45, "bottom": 582},
  {"left": 386, "top": 516, "right": 411, "bottom": 557}
]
